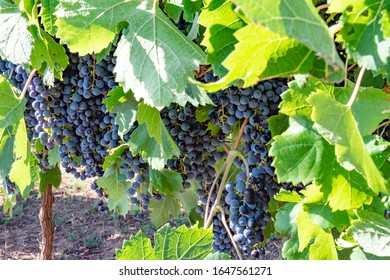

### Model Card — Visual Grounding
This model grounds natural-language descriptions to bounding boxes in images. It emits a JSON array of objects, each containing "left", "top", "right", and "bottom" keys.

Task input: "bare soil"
[{"left": 0, "top": 172, "right": 282, "bottom": 260}]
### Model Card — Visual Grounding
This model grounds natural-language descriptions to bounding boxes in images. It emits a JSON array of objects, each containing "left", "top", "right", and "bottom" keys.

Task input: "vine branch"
[
  {"left": 19, "top": 69, "right": 37, "bottom": 100},
  {"left": 347, "top": 65, "right": 366, "bottom": 107},
  {"left": 218, "top": 206, "right": 243, "bottom": 260}
]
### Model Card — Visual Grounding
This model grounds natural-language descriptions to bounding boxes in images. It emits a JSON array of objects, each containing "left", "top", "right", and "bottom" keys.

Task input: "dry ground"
[{"left": 0, "top": 171, "right": 282, "bottom": 260}]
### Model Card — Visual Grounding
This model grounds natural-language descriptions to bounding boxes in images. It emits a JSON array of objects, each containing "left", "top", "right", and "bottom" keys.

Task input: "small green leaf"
[
  {"left": 107, "top": 196, "right": 130, "bottom": 216},
  {"left": 282, "top": 231, "right": 309, "bottom": 260},
  {"left": 97, "top": 164, "right": 131, "bottom": 201},
  {"left": 103, "top": 87, "right": 138, "bottom": 137},
  {"left": 163, "top": 0, "right": 183, "bottom": 23},
  {"left": 275, "top": 202, "right": 302, "bottom": 235},
  {"left": 39, "top": 164, "right": 62, "bottom": 193},
  {"left": 137, "top": 102, "right": 165, "bottom": 145},
  {"left": 47, "top": 143, "right": 61, "bottom": 166},
  {"left": 149, "top": 196, "right": 181, "bottom": 227},
  {"left": 268, "top": 114, "right": 289, "bottom": 137},
  {"left": 0, "top": 76, "right": 25, "bottom": 129},
  {"left": 308, "top": 91, "right": 389, "bottom": 194},
  {"left": 0, "top": 127, "right": 16, "bottom": 178},
  {"left": 149, "top": 168, "right": 183, "bottom": 195},
  {"left": 116, "top": 230, "right": 156, "bottom": 260},
  {"left": 195, "top": 105, "right": 213, "bottom": 123},
  {"left": 9, "top": 118, "right": 33, "bottom": 198},
  {"left": 102, "top": 144, "right": 128, "bottom": 169},
  {"left": 177, "top": 188, "right": 199, "bottom": 212},
  {"left": 129, "top": 123, "right": 180, "bottom": 170}
]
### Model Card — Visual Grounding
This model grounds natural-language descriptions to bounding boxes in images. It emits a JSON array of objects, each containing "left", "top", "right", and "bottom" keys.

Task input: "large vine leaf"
[
  {"left": 329, "top": 0, "right": 390, "bottom": 78},
  {"left": 308, "top": 91, "right": 388, "bottom": 194},
  {"left": 199, "top": 24, "right": 330, "bottom": 92},
  {"left": 198, "top": 0, "right": 246, "bottom": 77},
  {"left": 232, "top": 0, "right": 344, "bottom": 78},
  {"left": 270, "top": 117, "right": 334, "bottom": 185},
  {"left": 0, "top": 76, "right": 25, "bottom": 129},
  {"left": 116, "top": 223, "right": 227, "bottom": 260},
  {"left": 347, "top": 210, "right": 390, "bottom": 257},
  {"left": 0, "top": 0, "right": 34, "bottom": 65},
  {"left": 114, "top": 10, "right": 206, "bottom": 109},
  {"left": 55, "top": 0, "right": 206, "bottom": 109}
]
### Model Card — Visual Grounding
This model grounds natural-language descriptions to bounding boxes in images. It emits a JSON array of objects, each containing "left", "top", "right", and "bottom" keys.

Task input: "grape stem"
[
  {"left": 347, "top": 65, "right": 366, "bottom": 107},
  {"left": 19, "top": 69, "right": 37, "bottom": 101},
  {"left": 329, "top": 23, "right": 342, "bottom": 37},
  {"left": 316, "top": 3, "right": 329, "bottom": 11},
  {"left": 217, "top": 206, "right": 243, "bottom": 260},
  {"left": 204, "top": 118, "right": 249, "bottom": 228}
]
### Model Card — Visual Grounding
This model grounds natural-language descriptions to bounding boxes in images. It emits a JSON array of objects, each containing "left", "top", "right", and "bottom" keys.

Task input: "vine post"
[{"left": 39, "top": 184, "right": 54, "bottom": 260}]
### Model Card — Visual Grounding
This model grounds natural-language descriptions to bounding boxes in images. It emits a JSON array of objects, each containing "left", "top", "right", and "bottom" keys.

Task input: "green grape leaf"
[
  {"left": 183, "top": 0, "right": 202, "bottom": 22},
  {"left": 116, "top": 223, "right": 217, "bottom": 260},
  {"left": 129, "top": 123, "right": 180, "bottom": 170},
  {"left": 329, "top": 0, "right": 390, "bottom": 78},
  {"left": 116, "top": 230, "right": 156, "bottom": 260},
  {"left": 8, "top": 118, "right": 33, "bottom": 199},
  {"left": 40, "top": 0, "right": 59, "bottom": 36},
  {"left": 55, "top": 0, "right": 206, "bottom": 109},
  {"left": 39, "top": 164, "right": 62, "bottom": 193},
  {"left": 163, "top": 0, "right": 183, "bottom": 23},
  {"left": 274, "top": 202, "right": 302, "bottom": 235},
  {"left": 279, "top": 78, "right": 331, "bottom": 119},
  {"left": 282, "top": 231, "right": 309, "bottom": 260},
  {"left": 149, "top": 168, "right": 183, "bottom": 195},
  {"left": 29, "top": 25, "right": 69, "bottom": 85},
  {"left": 114, "top": 15, "right": 205, "bottom": 109},
  {"left": 269, "top": 117, "right": 334, "bottom": 185},
  {"left": 308, "top": 91, "right": 388, "bottom": 194},
  {"left": 47, "top": 143, "right": 61, "bottom": 167},
  {"left": 324, "top": 163, "right": 374, "bottom": 211},
  {"left": 0, "top": 127, "right": 15, "bottom": 178},
  {"left": 0, "top": 0, "right": 34, "bottom": 65},
  {"left": 308, "top": 229, "right": 338, "bottom": 260},
  {"left": 268, "top": 114, "right": 289, "bottom": 137},
  {"left": 102, "top": 144, "right": 128, "bottom": 169},
  {"left": 232, "top": 0, "right": 344, "bottom": 75},
  {"left": 354, "top": 66, "right": 385, "bottom": 88},
  {"left": 195, "top": 105, "right": 213, "bottom": 123},
  {"left": 199, "top": 24, "right": 332, "bottom": 92},
  {"left": 306, "top": 204, "right": 349, "bottom": 230},
  {"left": 97, "top": 164, "right": 131, "bottom": 201},
  {"left": 365, "top": 135, "right": 390, "bottom": 171},
  {"left": 137, "top": 102, "right": 166, "bottom": 145},
  {"left": 350, "top": 246, "right": 390, "bottom": 260},
  {"left": 149, "top": 196, "right": 181, "bottom": 227},
  {"left": 103, "top": 87, "right": 138, "bottom": 137},
  {"left": 176, "top": 188, "right": 199, "bottom": 213},
  {"left": 274, "top": 189, "right": 303, "bottom": 203},
  {"left": 107, "top": 195, "right": 130, "bottom": 216},
  {"left": 333, "top": 82, "right": 390, "bottom": 136},
  {"left": 198, "top": 0, "right": 246, "bottom": 77},
  {"left": 154, "top": 223, "right": 214, "bottom": 260},
  {"left": 347, "top": 210, "right": 390, "bottom": 257},
  {"left": 0, "top": 76, "right": 25, "bottom": 129}
]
